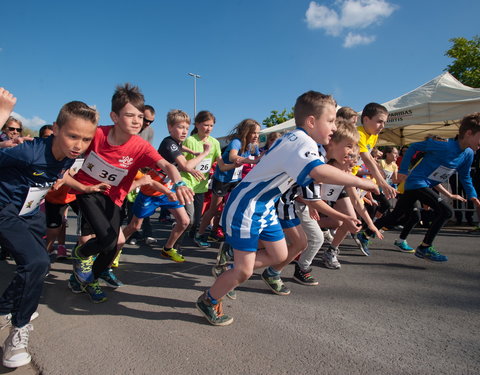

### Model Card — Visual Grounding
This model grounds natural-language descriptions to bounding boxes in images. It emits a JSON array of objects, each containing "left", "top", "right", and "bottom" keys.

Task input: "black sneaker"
[
  {"left": 261, "top": 269, "right": 291, "bottom": 295},
  {"left": 293, "top": 263, "right": 319, "bottom": 286},
  {"left": 195, "top": 291, "right": 233, "bottom": 326}
]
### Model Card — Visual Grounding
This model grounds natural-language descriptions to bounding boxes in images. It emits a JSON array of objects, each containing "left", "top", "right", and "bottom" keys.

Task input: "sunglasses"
[
  {"left": 7, "top": 127, "right": 22, "bottom": 132},
  {"left": 143, "top": 119, "right": 154, "bottom": 125}
]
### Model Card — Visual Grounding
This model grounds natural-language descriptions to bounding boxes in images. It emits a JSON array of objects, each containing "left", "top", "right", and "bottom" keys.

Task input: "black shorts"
[
  {"left": 211, "top": 178, "right": 240, "bottom": 197},
  {"left": 45, "top": 200, "right": 79, "bottom": 228}
]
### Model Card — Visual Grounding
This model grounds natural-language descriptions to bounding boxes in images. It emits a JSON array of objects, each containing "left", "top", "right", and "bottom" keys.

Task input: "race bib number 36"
[{"left": 81, "top": 151, "right": 128, "bottom": 186}]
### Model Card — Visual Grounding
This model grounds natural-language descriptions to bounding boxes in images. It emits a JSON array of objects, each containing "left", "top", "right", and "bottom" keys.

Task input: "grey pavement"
[{"left": 1, "top": 217, "right": 479, "bottom": 375}]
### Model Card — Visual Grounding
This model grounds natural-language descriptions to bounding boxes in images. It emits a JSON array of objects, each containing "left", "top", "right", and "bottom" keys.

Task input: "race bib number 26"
[{"left": 81, "top": 151, "right": 128, "bottom": 186}]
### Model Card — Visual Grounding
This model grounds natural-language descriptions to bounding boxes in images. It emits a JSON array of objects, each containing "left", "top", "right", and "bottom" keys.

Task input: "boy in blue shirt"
[
  {"left": 195, "top": 91, "right": 379, "bottom": 326},
  {"left": 365, "top": 112, "right": 480, "bottom": 262},
  {"left": 0, "top": 93, "right": 103, "bottom": 368}
]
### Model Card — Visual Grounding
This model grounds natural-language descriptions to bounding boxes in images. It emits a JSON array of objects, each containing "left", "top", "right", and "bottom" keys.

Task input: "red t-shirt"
[{"left": 73, "top": 126, "right": 162, "bottom": 206}]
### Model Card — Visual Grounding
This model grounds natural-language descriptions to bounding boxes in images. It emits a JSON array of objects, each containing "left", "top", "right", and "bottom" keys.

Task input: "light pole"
[{"left": 188, "top": 72, "right": 201, "bottom": 117}]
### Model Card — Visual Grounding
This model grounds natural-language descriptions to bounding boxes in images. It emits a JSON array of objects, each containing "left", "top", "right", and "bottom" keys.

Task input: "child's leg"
[
  {"left": 330, "top": 198, "right": 356, "bottom": 248},
  {"left": 122, "top": 215, "right": 145, "bottom": 243},
  {"left": 0, "top": 206, "right": 49, "bottom": 327},
  {"left": 165, "top": 207, "right": 190, "bottom": 248},
  {"left": 296, "top": 203, "right": 325, "bottom": 271},
  {"left": 198, "top": 193, "right": 222, "bottom": 235},
  {"left": 269, "top": 225, "right": 307, "bottom": 272}
]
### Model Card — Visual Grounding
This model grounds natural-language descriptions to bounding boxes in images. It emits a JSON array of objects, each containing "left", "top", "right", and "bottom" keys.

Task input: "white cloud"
[
  {"left": 305, "top": 0, "right": 397, "bottom": 47},
  {"left": 11, "top": 111, "right": 47, "bottom": 129},
  {"left": 343, "top": 32, "right": 376, "bottom": 47}
]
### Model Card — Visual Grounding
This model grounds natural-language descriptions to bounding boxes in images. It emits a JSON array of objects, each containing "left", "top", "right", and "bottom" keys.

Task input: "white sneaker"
[
  {"left": 145, "top": 237, "right": 157, "bottom": 245},
  {"left": 322, "top": 247, "right": 341, "bottom": 269},
  {"left": 322, "top": 229, "right": 334, "bottom": 244},
  {"left": 0, "top": 311, "right": 39, "bottom": 330},
  {"left": 2, "top": 324, "right": 33, "bottom": 368}
]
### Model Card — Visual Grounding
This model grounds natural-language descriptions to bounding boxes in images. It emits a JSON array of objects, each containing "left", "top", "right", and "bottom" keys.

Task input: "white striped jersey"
[{"left": 222, "top": 128, "right": 324, "bottom": 239}]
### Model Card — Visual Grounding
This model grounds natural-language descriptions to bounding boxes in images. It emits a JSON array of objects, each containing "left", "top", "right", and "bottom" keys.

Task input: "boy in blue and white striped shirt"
[{"left": 196, "top": 91, "right": 379, "bottom": 326}]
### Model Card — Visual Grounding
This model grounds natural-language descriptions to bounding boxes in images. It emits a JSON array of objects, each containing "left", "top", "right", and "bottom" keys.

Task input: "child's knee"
[{"left": 233, "top": 267, "right": 253, "bottom": 283}]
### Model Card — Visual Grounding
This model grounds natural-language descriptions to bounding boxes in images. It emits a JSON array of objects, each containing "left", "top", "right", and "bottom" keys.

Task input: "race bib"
[
  {"left": 357, "top": 188, "right": 368, "bottom": 199},
  {"left": 384, "top": 170, "right": 394, "bottom": 184},
  {"left": 195, "top": 158, "right": 211, "bottom": 172},
  {"left": 81, "top": 151, "right": 128, "bottom": 187},
  {"left": 428, "top": 165, "right": 455, "bottom": 183},
  {"left": 278, "top": 178, "right": 295, "bottom": 194},
  {"left": 70, "top": 158, "right": 85, "bottom": 173},
  {"left": 232, "top": 165, "right": 243, "bottom": 180},
  {"left": 320, "top": 184, "right": 344, "bottom": 202},
  {"left": 19, "top": 187, "right": 50, "bottom": 216}
]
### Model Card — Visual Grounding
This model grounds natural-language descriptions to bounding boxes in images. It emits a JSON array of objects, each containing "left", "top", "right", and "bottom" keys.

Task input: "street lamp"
[{"left": 188, "top": 72, "right": 201, "bottom": 117}]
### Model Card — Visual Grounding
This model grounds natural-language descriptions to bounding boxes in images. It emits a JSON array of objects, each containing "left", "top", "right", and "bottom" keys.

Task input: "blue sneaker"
[
  {"left": 394, "top": 240, "right": 415, "bottom": 253},
  {"left": 98, "top": 269, "right": 124, "bottom": 288},
  {"left": 68, "top": 274, "right": 84, "bottom": 294},
  {"left": 355, "top": 231, "right": 371, "bottom": 256},
  {"left": 72, "top": 245, "right": 94, "bottom": 284},
  {"left": 82, "top": 280, "right": 108, "bottom": 303},
  {"left": 194, "top": 234, "right": 210, "bottom": 248},
  {"left": 415, "top": 245, "right": 448, "bottom": 262}
]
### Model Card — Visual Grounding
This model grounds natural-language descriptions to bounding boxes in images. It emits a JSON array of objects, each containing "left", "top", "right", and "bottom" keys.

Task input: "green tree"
[
  {"left": 445, "top": 35, "right": 480, "bottom": 88},
  {"left": 262, "top": 108, "right": 294, "bottom": 128}
]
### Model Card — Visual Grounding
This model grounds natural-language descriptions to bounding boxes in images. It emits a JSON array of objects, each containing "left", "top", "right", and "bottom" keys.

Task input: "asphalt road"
[{"left": 1, "top": 217, "right": 479, "bottom": 375}]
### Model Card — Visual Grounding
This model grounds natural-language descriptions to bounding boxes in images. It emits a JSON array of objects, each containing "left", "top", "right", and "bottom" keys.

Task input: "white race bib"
[
  {"left": 19, "top": 187, "right": 50, "bottom": 216},
  {"left": 81, "top": 151, "right": 128, "bottom": 187},
  {"left": 384, "top": 170, "right": 394, "bottom": 184},
  {"left": 428, "top": 165, "right": 455, "bottom": 183},
  {"left": 357, "top": 188, "right": 368, "bottom": 199},
  {"left": 70, "top": 158, "right": 85, "bottom": 173},
  {"left": 195, "top": 158, "right": 211, "bottom": 172},
  {"left": 320, "top": 184, "right": 344, "bottom": 202},
  {"left": 232, "top": 165, "right": 243, "bottom": 180},
  {"left": 278, "top": 178, "right": 295, "bottom": 194}
]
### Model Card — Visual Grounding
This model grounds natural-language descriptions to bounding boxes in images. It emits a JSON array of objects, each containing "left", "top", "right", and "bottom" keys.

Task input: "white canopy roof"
[{"left": 378, "top": 72, "right": 480, "bottom": 145}]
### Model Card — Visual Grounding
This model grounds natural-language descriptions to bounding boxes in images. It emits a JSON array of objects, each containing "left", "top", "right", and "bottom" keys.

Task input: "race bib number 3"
[
  {"left": 428, "top": 165, "right": 455, "bottom": 183},
  {"left": 320, "top": 184, "right": 344, "bottom": 202},
  {"left": 81, "top": 151, "right": 128, "bottom": 186}
]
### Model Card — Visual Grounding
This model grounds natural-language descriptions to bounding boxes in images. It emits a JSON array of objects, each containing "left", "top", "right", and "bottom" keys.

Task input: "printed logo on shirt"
[
  {"left": 304, "top": 151, "right": 318, "bottom": 158},
  {"left": 170, "top": 144, "right": 179, "bottom": 152},
  {"left": 32, "top": 171, "right": 45, "bottom": 176},
  {"left": 119, "top": 156, "right": 134, "bottom": 168}
]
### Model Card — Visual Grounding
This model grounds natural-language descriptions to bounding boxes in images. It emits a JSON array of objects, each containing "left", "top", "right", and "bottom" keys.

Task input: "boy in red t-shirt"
[{"left": 64, "top": 83, "right": 193, "bottom": 303}]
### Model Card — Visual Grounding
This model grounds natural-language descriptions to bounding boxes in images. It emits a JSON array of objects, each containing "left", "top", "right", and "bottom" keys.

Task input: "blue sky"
[{"left": 1, "top": 0, "right": 478, "bottom": 147}]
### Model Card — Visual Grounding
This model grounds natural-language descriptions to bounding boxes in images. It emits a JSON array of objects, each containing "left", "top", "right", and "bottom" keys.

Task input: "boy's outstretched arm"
[
  {"left": 0, "top": 88, "right": 17, "bottom": 128},
  {"left": 156, "top": 158, "right": 194, "bottom": 205},
  {"left": 360, "top": 151, "right": 396, "bottom": 199},
  {"left": 310, "top": 164, "right": 380, "bottom": 195}
]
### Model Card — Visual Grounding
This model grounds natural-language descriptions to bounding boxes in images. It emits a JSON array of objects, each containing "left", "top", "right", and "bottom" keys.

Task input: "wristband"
[{"left": 173, "top": 181, "right": 187, "bottom": 189}]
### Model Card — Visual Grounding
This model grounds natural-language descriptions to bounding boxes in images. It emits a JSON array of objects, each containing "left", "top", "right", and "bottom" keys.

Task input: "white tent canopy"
[{"left": 379, "top": 72, "right": 480, "bottom": 145}]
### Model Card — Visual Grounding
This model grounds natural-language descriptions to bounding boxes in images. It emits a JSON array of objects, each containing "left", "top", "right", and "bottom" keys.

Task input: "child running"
[
  {"left": 364, "top": 113, "right": 480, "bottom": 261},
  {"left": 195, "top": 91, "right": 379, "bottom": 326},
  {"left": 0, "top": 92, "right": 100, "bottom": 368},
  {"left": 64, "top": 84, "right": 193, "bottom": 303}
]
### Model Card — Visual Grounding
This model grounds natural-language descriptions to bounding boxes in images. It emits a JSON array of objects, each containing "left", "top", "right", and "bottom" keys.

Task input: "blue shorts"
[
  {"left": 224, "top": 220, "right": 285, "bottom": 252},
  {"left": 132, "top": 192, "right": 183, "bottom": 219},
  {"left": 279, "top": 217, "right": 300, "bottom": 229}
]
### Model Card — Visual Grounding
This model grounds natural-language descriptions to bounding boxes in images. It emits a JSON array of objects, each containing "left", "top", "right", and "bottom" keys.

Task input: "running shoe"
[
  {"left": 161, "top": 248, "right": 185, "bottom": 263},
  {"left": 355, "top": 231, "right": 371, "bottom": 256},
  {"left": 99, "top": 269, "right": 124, "bottom": 288},
  {"left": 56, "top": 244, "right": 68, "bottom": 259},
  {"left": 127, "top": 238, "right": 137, "bottom": 245},
  {"left": 211, "top": 265, "right": 236, "bottom": 300},
  {"left": 322, "top": 229, "right": 334, "bottom": 244},
  {"left": 293, "top": 263, "right": 319, "bottom": 285},
  {"left": 67, "top": 274, "right": 83, "bottom": 294},
  {"left": 216, "top": 242, "right": 233, "bottom": 266},
  {"left": 81, "top": 280, "right": 107, "bottom": 303},
  {"left": 48, "top": 250, "right": 57, "bottom": 264},
  {"left": 261, "top": 269, "right": 291, "bottom": 296},
  {"left": 72, "top": 245, "right": 94, "bottom": 283},
  {"left": 322, "top": 247, "right": 341, "bottom": 269},
  {"left": 194, "top": 234, "right": 210, "bottom": 248},
  {"left": 111, "top": 249, "right": 122, "bottom": 268},
  {"left": 414, "top": 245, "right": 448, "bottom": 262},
  {"left": 394, "top": 240, "right": 415, "bottom": 253},
  {"left": 195, "top": 291, "right": 233, "bottom": 326},
  {"left": 145, "top": 237, "right": 157, "bottom": 246},
  {"left": 0, "top": 312, "right": 38, "bottom": 331},
  {"left": 208, "top": 228, "right": 225, "bottom": 242},
  {"left": 2, "top": 324, "right": 33, "bottom": 368}
]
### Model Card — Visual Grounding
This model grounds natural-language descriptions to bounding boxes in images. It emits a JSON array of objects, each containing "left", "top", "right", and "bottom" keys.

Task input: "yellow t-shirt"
[{"left": 357, "top": 126, "right": 378, "bottom": 153}]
